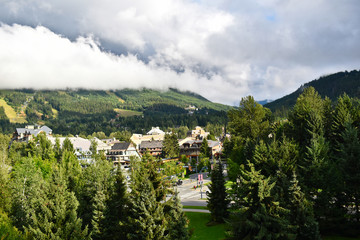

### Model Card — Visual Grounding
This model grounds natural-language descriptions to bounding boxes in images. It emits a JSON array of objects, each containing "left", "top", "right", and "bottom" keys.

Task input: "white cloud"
[{"left": 0, "top": 0, "right": 360, "bottom": 104}]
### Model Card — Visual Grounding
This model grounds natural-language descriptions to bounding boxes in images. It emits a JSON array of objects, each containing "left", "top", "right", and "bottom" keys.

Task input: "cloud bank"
[{"left": 0, "top": 0, "right": 359, "bottom": 105}]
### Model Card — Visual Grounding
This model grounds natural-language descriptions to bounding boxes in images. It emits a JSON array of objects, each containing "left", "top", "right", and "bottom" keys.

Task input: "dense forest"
[
  {"left": 223, "top": 87, "right": 360, "bottom": 239},
  {"left": 0, "top": 88, "right": 230, "bottom": 135}
]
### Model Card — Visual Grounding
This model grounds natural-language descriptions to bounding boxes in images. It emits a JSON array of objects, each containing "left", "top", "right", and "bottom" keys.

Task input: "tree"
[
  {"left": 228, "top": 96, "right": 271, "bottom": 142},
  {"left": 289, "top": 87, "right": 325, "bottom": 150},
  {"left": 103, "top": 166, "right": 128, "bottom": 240},
  {"left": 207, "top": 160, "right": 229, "bottom": 223},
  {"left": 288, "top": 172, "right": 320, "bottom": 240},
  {"left": 228, "top": 162, "right": 294, "bottom": 240},
  {"left": 163, "top": 193, "right": 190, "bottom": 240},
  {"left": 126, "top": 166, "right": 167, "bottom": 240},
  {"left": 338, "top": 121, "right": 360, "bottom": 221},
  {"left": 25, "top": 167, "right": 90, "bottom": 239},
  {"left": 162, "top": 133, "right": 179, "bottom": 158},
  {"left": 200, "top": 138, "right": 211, "bottom": 158}
]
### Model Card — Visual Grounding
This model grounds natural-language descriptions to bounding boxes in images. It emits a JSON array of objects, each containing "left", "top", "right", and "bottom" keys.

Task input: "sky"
[{"left": 0, "top": 0, "right": 359, "bottom": 105}]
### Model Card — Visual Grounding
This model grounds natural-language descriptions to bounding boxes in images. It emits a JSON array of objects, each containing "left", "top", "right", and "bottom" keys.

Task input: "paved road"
[{"left": 175, "top": 172, "right": 211, "bottom": 207}]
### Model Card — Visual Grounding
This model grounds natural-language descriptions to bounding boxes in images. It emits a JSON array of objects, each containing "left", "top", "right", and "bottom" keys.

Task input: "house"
[
  {"left": 147, "top": 126, "right": 165, "bottom": 135},
  {"left": 139, "top": 140, "right": 163, "bottom": 157},
  {"left": 187, "top": 126, "right": 209, "bottom": 140},
  {"left": 47, "top": 136, "right": 109, "bottom": 161},
  {"left": 179, "top": 139, "right": 222, "bottom": 159},
  {"left": 13, "top": 125, "right": 52, "bottom": 142},
  {"left": 130, "top": 127, "right": 166, "bottom": 148},
  {"left": 106, "top": 142, "right": 140, "bottom": 165}
]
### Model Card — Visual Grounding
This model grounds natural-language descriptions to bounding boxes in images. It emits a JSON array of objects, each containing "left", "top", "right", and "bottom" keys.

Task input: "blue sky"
[{"left": 0, "top": 0, "right": 359, "bottom": 105}]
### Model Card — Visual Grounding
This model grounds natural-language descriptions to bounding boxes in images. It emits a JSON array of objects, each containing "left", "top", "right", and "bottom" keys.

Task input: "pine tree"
[
  {"left": 207, "top": 160, "right": 229, "bottom": 223},
  {"left": 162, "top": 133, "right": 180, "bottom": 158},
  {"left": 126, "top": 168, "right": 167, "bottom": 240},
  {"left": 338, "top": 121, "right": 360, "bottom": 221},
  {"left": 288, "top": 172, "right": 320, "bottom": 240},
  {"left": 228, "top": 162, "right": 294, "bottom": 240},
  {"left": 24, "top": 166, "right": 89, "bottom": 239},
  {"left": 103, "top": 166, "right": 128, "bottom": 240},
  {"left": 200, "top": 138, "right": 210, "bottom": 158},
  {"left": 163, "top": 193, "right": 190, "bottom": 240}
]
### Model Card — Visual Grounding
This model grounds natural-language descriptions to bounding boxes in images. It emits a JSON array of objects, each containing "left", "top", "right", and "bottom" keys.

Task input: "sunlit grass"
[{"left": 0, "top": 98, "right": 27, "bottom": 123}]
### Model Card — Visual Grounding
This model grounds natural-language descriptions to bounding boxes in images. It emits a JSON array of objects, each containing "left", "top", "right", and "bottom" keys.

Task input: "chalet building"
[
  {"left": 47, "top": 136, "right": 110, "bottom": 161},
  {"left": 13, "top": 125, "right": 52, "bottom": 142},
  {"left": 187, "top": 126, "right": 209, "bottom": 140},
  {"left": 180, "top": 139, "right": 222, "bottom": 159},
  {"left": 139, "top": 140, "right": 163, "bottom": 157},
  {"left": 130, "top": 127, "right": 166, "bottom": 148},
  {"left": 106, "top": 142, "right": 140, "bottom": 165}
]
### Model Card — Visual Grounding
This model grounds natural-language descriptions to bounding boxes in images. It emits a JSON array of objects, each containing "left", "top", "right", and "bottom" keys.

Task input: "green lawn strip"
[
  {"left": 185, "top": 212, "right": 226, "bottom": 240},
  {"left": 323, "top": 236, "right": 360, "bottom": 240},
  {"left": 183, "top": 206, "right": 208, "bottom": 210}
]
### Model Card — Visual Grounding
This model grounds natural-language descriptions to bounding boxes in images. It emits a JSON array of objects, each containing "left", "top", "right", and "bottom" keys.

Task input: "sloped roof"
[
  {"left": 139, "top": 140, "right": 163, "bottom": 149},
  {"left": 16, "top": 125, "right": 52, "bottom": 136},
  {"left": 111, "top": 142, "right": 131, "bottom": 151}
]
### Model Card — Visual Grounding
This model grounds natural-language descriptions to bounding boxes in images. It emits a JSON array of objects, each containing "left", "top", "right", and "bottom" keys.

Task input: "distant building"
[
  {"left": 179, "top": 139, "right": 222, "bottom": 159},
  {"left": 130, "top": 127, "right": 166, "bottom": 148},
  {"left": 139, "top": 140, "right": 163, "bottom": 157},
  {"left": 186, "top": 126, "right": 209, "bottom": 140},
  {"left": 106, "top": 142, "right": 140, "bottom": 165},
  {"left": 47, "top": 136, "right": 110, "bottom": 161},
  {"left": 13, "top": 125, "right": 52, "bottom": 142}
]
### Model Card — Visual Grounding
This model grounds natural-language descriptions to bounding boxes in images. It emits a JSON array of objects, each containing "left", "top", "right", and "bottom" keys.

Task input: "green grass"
[
  {"left": 114, "top": 108, "right": 142, "bottom": 117},
  {"left": 185, "top": 212, "right": 226, "bottom": 240},
  {"left": 0, "top": 98, "right": 27, "bottom": 123},
  {"left": 183, "top": 206, "right": 208, "bottom": 210},
  {"left": 323, "top": 237, "right": 360, "bottom": 240}
]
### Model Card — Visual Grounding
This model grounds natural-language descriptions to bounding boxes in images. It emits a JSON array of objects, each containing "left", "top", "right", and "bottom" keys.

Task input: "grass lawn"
[
  {"left": 323, "top": 237, "right": 360, "bottom": 240},
  {"left": 183, "top": 206, "right": 208, "bottom": 210},
  {"left": 185, "top": 212, "right": 226, "bottom": 240},
  {"left": 113, "top": 108, "right": 142, "bottom": 117}
]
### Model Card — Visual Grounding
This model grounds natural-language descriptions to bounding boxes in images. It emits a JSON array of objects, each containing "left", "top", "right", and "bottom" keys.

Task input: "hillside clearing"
[
  {"left": 0, "top": 98, "right": 27, "bottom": 123},
  {"left": 114, "top": 108, "right": 142, "bottom": 117}
]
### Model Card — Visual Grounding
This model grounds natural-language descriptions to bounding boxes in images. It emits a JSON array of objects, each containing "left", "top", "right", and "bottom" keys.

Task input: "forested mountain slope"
[
  {"left": 0, "top": 88, "right": 231, "bottom": 135},
  {"left": 265, "top": 70, "right": 360, "bottom": 113}
]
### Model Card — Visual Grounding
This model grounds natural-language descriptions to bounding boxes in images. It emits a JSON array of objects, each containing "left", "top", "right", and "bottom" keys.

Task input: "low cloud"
[{"left": 0, "top": 0, "right": 360, "bottom": 105}]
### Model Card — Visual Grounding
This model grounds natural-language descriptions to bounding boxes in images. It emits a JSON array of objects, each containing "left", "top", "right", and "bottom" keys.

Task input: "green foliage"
[
  {"left": 200, "top": 138, "right": 210, "bottom": 158},
  {"left": 0, "top": 209, "right": 25, "bottom": 240},
  {"left": 207, "top": 161, "right": 229, "bottom": 223},
  {"left": 228, "top": 162, "right": 294, "bottom": 240},
  {"left": 228, "top": 95, "right": 271, "bottom": 142},
  {"left": 162, "top": 133, "right": 180, "bottom": 158}
]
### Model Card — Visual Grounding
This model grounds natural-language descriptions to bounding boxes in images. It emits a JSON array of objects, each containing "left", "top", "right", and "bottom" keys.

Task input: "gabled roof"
[
  {"left": 111, "top": 142, "right": 131, "bottom": 151},
  {"left": 139, "top": 140, "right": 163, "bottom": 149},
  {"left": 16, "top": 125, "right": 52, "bottom": 136}
]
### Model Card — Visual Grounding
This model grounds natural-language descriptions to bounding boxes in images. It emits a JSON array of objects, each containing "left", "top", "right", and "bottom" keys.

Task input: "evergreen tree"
[
  {"left": 338, "top": 121, "right": 360, "bottom": 221},
  {"left": 200, "top": 138, "right": 211, "bottom": 158},
  {"left": 103, "top": 166, "right": 128, "bottom": 240},
  {"left": 162, "top": 133, "right": 180, "bottom": 158},
  {"left": 288, "top": 172, "right": 320, "bottom": 240},
  {"left": 207, "top": 160, "right": 229, "bottom": 223},
  {"left": 25, "top": 167, "right": 89, "bottom": 239},
  {"left": 126, "top": 167, "right": 167, "bottom": 240},
  {"left": 228, "top": 162, "right": 294, "bottom": 240},
  {"left": 63, "top": 137, "right": 74, "bottom": 152},
  {"left": 10, "top": 157, "right": 45, "bottom": 231},
  {"left": 163, "top": 193, "right": 190, "bottom": 240}
]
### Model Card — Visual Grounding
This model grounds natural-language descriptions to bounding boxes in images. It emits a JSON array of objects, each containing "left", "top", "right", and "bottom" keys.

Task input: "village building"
[
  {"left": 106, "top": 142, "right": 140, "bottom": 166},
  {"left": 13, "top": 125, "right": 52, "bottom": 142},
  {"left": 130, "top": 127, "right": 166, "bottom": 148},
  {"left": 47, "top": 136, "right": 109, "bottom": 161},
  {"left": 139, "top": 140, "right": 163, "bottom": 157},
  {"left": 179, "top": 139, "right": 222, "bottom": 159},
  {"left": 186, "top": 126, "right": 209, "bottom": 140}
]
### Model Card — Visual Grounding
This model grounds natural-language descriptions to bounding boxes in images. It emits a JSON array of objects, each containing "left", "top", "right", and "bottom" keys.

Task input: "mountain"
[
  {"left": 0, "top": 88, "right": 231, "bottom": 135},
  {"left": 265, "top": 70, "right": 360, "bottom": 113},
  {"left": 257, "top": 99, "right": 273, "bottom": 105}
]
